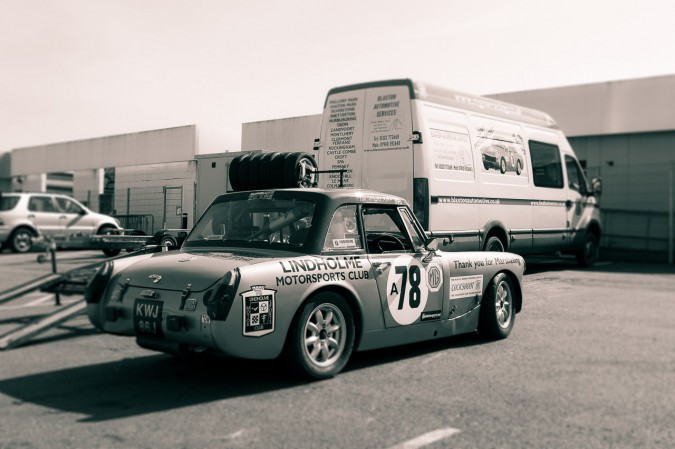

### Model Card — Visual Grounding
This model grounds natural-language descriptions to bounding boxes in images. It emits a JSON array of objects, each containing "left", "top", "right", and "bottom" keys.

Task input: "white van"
[{"left": 312, "top": 79, "right": 602, "bottom": 266}]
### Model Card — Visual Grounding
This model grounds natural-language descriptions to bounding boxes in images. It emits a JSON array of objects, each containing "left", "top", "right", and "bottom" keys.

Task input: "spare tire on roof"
[
  {"left": 247, "top": 153, "right": 265, "bottom": 189},
  {"left": 283, "top": 152, "right": 318, "bottom": 188},
  {"left": 228, "top": 154, "right": 247, "bottom": 191},
  {"left": 270, "top": 152, "right": 287, "bottom": 188},
  {"left": 258, "top": 152, "right": 278, "bottom": 189}
]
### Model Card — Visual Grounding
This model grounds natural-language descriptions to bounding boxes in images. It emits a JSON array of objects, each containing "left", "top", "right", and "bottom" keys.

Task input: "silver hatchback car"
[{"left": 0, "top": 192, "right": 121, "bottom": 253}]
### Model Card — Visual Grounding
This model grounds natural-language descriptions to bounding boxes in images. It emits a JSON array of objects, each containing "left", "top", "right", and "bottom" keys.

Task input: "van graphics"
[
  {"left": 241, "top": 286, "right": 275, "bottom": 337},
  {"left": 449, "top": 275, "right": 483, "bottom": 299},
  {"left": 429, "top": 129, "right": 474, "bottom": 173},
  {"left": 323, "top": 94, "right": 361, "bottom": 188},
  {"left": 476, "top": 126, "right": 528, "bottom": 179},
  {"left": 434, "top": 196, "right": 566, "bottom": 207},
  {"left": 366, "top": 89, "right": 411, "bottom": 153}
]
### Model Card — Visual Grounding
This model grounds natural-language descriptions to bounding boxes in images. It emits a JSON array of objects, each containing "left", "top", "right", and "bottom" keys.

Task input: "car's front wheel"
[
  {"left": 287, "top": 292, "right": 355, "bottom": 380},
  {"left": 479, "top": 273, "right": 516, "bottom": 339}
]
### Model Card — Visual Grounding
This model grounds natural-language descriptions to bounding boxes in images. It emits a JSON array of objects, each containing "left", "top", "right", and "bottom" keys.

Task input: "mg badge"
[{"left": 149, "top": 274, "right": 162, "bottom": 284}]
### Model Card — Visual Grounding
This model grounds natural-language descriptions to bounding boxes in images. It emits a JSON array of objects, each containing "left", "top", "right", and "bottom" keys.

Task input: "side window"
[
  {"left": 362, "top": 206, "right": 414, "bottom": 253},
  {"left": 322, "top": 205, "right": 363, "bottom": 252},
  {"left": 56, "top": 197, "right": 84, "bottom": 214},
  {"left": 529, "top": 141, "right": 563, "bottom": 188},
  {"left": 28, "top": 196, "right": 57, "bottom": 213},
  {"left": 565, "top": 155, "right": 587, "bottom": 194}
]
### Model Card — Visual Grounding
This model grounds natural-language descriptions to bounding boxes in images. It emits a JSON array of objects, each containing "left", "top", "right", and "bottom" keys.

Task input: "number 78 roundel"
[{"left": 386, "top": 255, "right": 429, "bottom": 325}]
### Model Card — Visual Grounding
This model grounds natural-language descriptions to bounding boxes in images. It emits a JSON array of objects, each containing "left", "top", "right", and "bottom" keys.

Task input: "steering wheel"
[{"left": 371, "top": 234, "right": 406, "bottom": 253}]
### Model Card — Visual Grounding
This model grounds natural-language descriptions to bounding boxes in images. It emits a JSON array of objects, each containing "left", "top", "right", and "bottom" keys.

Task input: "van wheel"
[
  {"left": 286, "top": 292, "right": 355, "bottom": 380},
  {"left": 516, "top": 160, "right": 522, "bottom": 175},
  {"left": 576, "top": 232, "right": 599, "bottom": 267},
  {"left": 484, "top": 236, "right": 505, "bottom": 252},
  {"left": 499, "top": 158, "right": 506, "bottom": 174},
  {"left": 479, "top": 273, "right": 516, "bottom": 339},
  {"left": 9, "top": 227, "right": 36, "bottom": 253}
]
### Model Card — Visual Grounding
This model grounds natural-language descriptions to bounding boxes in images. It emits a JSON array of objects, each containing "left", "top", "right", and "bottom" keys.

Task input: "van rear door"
[{"left": 317, "top": 84, "right": 414, "bottom": 203}]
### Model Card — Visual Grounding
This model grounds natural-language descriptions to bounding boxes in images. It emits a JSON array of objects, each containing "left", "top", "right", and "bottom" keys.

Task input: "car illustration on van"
[
  {"left": 312, "top": 79, "right": 602, "bottom": 267},
  {"left": 481, "top": 143, "right": 525, "bottom": 175}
]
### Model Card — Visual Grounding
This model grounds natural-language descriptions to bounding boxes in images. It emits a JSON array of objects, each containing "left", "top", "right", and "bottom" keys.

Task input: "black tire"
[
  {"left": 286, "top": 292, "right": 355, "bottom": 380},
  {"left": 270, "top": 152, "right": 287, "bottom": 188},
  {"left": 238, "top": 154, "right": 253, "bottom": 191},
  {"left": 160, "top": 235, "right": 178, "bottom": 248},
  {"left": 283, "top": 152, "right": 317, "bottom": 188},
  {"left": 484, "top": 235, "right": 505, "bottom": 252},
  {"left": 258, "top": 152, "right": 277, "bottom": 189},
  {"left": 247, "top": 153, "right": 265, "bottom": 190},
  {"left": 576, "top": 232, "right": 599, "bottom": 267},
  {"left": 479, "top": 272, "right": 516, "bottom": 339},
  {"left": 99, "top": 225, "right": 121, "bottom": 257},
  {"left": 9, "top": 227, "right": 36, "bottom": 253},
  {"left": 228, "top": 155, "right": 244, "bottom": 191},
  {"left": 516, "top": 160, "right": 522, "bottom": 175},
  {"left": 499, "top": 157, "right": 506, "bottom": 174}
]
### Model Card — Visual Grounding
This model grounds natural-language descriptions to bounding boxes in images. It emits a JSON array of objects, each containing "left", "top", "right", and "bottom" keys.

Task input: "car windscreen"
[{"left": 184, "top": 198, "right": 316, "bottom": 249}]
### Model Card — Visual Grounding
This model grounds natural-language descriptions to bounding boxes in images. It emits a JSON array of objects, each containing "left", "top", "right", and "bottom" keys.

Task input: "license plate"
[{"left": 134, "top": 299, "right": 164, "bottom": 337}]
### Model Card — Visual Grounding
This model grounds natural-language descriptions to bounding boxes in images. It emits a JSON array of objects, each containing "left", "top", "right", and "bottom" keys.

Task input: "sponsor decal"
[
  {"left": 276, "top": 256, "right": 369, "bottom": 286},
  {"left": 453, "top": 256, "right": 522, "bottom": 270},
  {"left": 421, "top": 310, "right": 442, "bottom": 322},
  {"left": 386, "top": 255, "right": 428, "bottom": 325},
  {"left": 241, "top": 285, "right": 275, "bottom": 337},
  {"left": 248, "top": 191, "right": 274, "bottom": 200},
  {"left": 426, "top": 263, "right": 442, "bottom": 292},
  {"left": 449, "top": 275, "right": 483, "bottom": 299},
  {"left": 333, "top": 238, "right": 357, "bottom": 248}
]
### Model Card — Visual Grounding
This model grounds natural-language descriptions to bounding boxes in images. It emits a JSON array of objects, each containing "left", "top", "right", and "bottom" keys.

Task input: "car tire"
[
  {"left": 500, "top": 157, "right": 506, "bottom": 174},
  {"left": 160, "top": 235, "right": 178, "bottom": 248},
  {"left": 99, "top": 225, "right": 121, "bottom": 257},
  {"left": 286, "top": 292, "right": 355, "bottom": 380},
  {"left": 516, "top": 160, "right": 522, "bottom": 175},
  {"left": 258, "top": 152, "right": 278, "bottom": 189},
  {"left": 228, "top": 155, "right": 244, "bottom": 191},
  {"left": 479, "top": 272, "right": 516, "bottom": 339},
  {"left": 238, "top": 154, "right": 253, "bottom": 191},
  {"left": 247, "top": 153, "right": 265, "bottom": 189},
  {"left": 576, "top": 232, "right": 599, "bottom": 267},
  {"left": 283, "top": 152, "right": 317, "bottom": 188},
  {"left": 9, "top": 227, "right": 36, "bottom": 253},
  {"left": 484, "top": 235, "right": 505, "bottom": 252},
  {"left": 270, "top": 152, "right": 287, "bottom": 188}
]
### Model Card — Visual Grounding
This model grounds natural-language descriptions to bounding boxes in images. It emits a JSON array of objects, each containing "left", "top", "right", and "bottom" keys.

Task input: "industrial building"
[{"left": 1, "top": 74, "right": 673, "bottom": 260}]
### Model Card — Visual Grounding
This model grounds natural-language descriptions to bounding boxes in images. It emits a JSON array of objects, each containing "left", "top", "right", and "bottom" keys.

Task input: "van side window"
[
  {"left": 565, "top": 155, "right": 587, "bottom": 194},
  {"left": 529, "top": 141, "right": 563, "bottom": 188}
]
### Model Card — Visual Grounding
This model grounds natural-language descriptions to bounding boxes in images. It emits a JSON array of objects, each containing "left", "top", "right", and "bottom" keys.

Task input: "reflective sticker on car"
[
  {"left": 449, "top": 274, "right": 483, "bottom": 299},
  {"left": 386, "top": 255, "right": 428, "bottom": 325},
  {"left": 332, "top": 238, "right": 357, "bottom": 248},
  {"left": 241, "top": 285, "right": 276, "bottom": 337}
]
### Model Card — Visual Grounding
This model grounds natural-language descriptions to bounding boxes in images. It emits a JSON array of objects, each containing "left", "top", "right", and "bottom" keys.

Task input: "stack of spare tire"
[{"left": 229, "top": 152, "right": 318, "bottom": 191}]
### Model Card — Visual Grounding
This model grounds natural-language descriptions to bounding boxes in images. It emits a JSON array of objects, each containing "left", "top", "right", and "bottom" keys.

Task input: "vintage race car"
[{"left": 85, "top": 188, "right": 525, "bottom": 379}]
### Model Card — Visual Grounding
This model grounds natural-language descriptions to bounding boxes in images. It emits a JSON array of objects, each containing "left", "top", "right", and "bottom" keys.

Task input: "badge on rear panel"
[{"left": 241, "top": 286, "right": 276, "bottom": 337}]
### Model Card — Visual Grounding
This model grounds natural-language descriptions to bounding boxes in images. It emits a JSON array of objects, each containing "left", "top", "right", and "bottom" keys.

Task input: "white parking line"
[
  {"left": 386, "top": 427, "right": 461, "bottom": 449},
  {"left": 0, "top": 294, "right": 78, "bottom": 311}
]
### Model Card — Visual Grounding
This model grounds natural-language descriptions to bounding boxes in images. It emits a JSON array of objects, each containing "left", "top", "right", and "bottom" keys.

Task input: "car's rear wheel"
[
  {"left": 9, "top": 227, "right": 35, "bottom": 253},
  {"left": 287, "top": 292, "right": 355, "bottom": 380},
  {"left": 479, "top": 272, "right": 516, "bottom": 339},
  {"left": 99, "top": 225, "right": 121, "bottom": 257}
]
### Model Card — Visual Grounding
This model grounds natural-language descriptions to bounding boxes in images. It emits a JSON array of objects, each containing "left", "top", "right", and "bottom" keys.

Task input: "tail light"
[
  {"left": 206, "top": 269, "right": 240, "bottom": 321},
  {"left": 413, "top": 178, "right": 429, "bottom": 230}
]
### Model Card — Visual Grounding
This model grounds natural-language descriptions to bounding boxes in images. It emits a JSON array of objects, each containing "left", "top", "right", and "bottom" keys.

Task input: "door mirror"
[{"left": 591, "top": 178, "right": 602, "bottom": 196}]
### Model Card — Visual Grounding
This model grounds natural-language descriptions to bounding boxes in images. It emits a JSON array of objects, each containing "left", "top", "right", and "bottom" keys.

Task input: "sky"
[{"left": 1, "top": 0, "right": 674, "bottom": 155}]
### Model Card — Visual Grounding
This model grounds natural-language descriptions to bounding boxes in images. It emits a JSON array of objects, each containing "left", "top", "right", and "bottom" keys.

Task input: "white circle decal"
[{"left": 386, "top": 255, "right": 428, "bottom": 325}]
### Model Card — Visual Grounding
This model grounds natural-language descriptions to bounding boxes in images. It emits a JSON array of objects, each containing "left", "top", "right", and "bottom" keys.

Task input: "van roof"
[{"left": 325, "top": 78, "right": 558, "bottom": 129}]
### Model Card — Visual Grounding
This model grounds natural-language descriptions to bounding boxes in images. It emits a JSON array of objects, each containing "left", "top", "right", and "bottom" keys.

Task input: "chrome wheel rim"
[
  {"left": 302, "top": 303, "right": 346, "bottom": 368},
  {"left": 495, "top": 281, "right": 513, "bottom": 329}
]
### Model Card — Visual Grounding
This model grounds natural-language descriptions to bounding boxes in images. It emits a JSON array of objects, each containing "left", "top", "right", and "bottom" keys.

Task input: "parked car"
[
  {"left": 85, "top": 188, "right": 524, "bottom": 379},
  {"left": 0, "top": 192, "right": 121, "bottom": 253}
]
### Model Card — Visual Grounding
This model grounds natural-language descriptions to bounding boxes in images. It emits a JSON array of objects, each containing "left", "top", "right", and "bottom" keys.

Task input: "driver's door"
[{"left": 364, "top": 206, "right": 444, "bottom": 328}]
